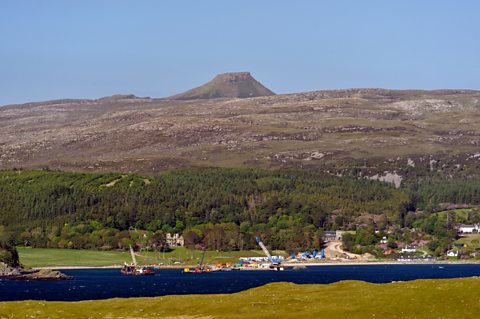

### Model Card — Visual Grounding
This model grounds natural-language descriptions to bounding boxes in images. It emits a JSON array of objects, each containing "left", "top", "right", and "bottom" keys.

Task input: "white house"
[
  {"left": 447, "top": 250, "right": 459, "bottom": 257},
  {"left": 401, "top": 245, "right": 417, "bottom": 253},
  {"left": 457, "top": 224, "right": 480, "bottom": 234}
]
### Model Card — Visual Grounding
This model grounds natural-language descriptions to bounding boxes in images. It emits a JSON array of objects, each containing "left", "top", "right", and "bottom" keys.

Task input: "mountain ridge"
[{"left": 3, "top": 88, "right": 480, "bottom": 109}]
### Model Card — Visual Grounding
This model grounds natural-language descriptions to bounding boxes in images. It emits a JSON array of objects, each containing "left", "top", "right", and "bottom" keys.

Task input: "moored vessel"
[{"left": 120, "top": 245, "right": 155, "bottom": 276}]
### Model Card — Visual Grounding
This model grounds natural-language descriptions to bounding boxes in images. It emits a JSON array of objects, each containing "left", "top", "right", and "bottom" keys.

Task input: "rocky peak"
[
  {"left": 213, "top": 72, "right": 253, "bottom": 83},
  {"left": 168, "top": 72, "right": 275, "bottom": 100}
]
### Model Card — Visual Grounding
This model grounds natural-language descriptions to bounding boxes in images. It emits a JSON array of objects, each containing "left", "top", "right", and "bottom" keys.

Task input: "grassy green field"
[
  {"left": 17, "top": 247, "right": 278, "bottom": 268},
  {"left": 1, "top": 278, "right": 479, "bottom": 318},
  {"left": 17, "top": 248, "right": 132, "bottom": 267},
  {"left": 456, "top": 234, "right": 480, "bottom": 249},
  {"left": 436, "top": 208, "right": 474, "bottom": 220}
]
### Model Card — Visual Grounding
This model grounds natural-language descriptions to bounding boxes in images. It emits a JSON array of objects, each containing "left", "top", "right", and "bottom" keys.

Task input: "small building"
[
  {"left": 323, "top": 230, "right": 343, "bottom": 242},
  {"left": 239, "top": 256, "right": 269, "bottom": 262},
  {"left": 401, "top": 245, "right": 416, "bottom": 253},
  {"left": 239, "top": 256, "right": 284, "bottom": 263},
  {"left": 447, "top": 250, "right": 459, "bottom": 257},
  {"left": 323, "top": 231, "right": 337, "bottom": 242},
  {"left": 335, "top": 230, "right": 343, "bottom": 241},
  {"left": 380, "top": 236, "right": 388, "bottom": 244},
  {"left": 166, "top": 233, "right": 184, "bottom": 247},
  {"left": 457, "top": 224, "right": 480, "bottom": 234}
]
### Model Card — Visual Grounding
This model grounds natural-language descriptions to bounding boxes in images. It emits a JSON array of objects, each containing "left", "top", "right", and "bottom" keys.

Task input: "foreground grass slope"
[{"left": 1, "top": 278, "right": 479, "bottom": 318}]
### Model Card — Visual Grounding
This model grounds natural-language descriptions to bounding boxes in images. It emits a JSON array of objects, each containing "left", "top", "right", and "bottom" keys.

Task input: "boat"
[
  {"left": 183, "top": 265, "right": 212, "bottom": 273},
  {"left": 121, "top": 264, "right": 155, "bottom": 275},
  {"left": 120, "top": 245, "right": 155, "bottom": 276},
  {"left": 183, "top": 248, "right": 211, "bottom": 273}
]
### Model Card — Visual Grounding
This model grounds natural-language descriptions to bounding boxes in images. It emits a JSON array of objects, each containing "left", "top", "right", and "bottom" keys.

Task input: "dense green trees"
[
  {"left": 0, "top": 168, "right": 479, "bottom": 252},
  {"left": 411, "top": 178, "right": 480, "bottom": 211},
  {"left": 0, "top": 242, "right": 19, "bottom": 267}
]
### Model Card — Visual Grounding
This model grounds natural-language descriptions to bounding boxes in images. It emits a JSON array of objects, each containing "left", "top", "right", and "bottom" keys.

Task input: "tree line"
[{"left": 0, "top": 168, "right": 478, "bottom": 252}]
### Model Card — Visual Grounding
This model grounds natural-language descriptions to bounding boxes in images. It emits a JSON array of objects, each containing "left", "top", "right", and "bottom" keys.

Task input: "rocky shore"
[{"left": 0, "top": 262, "right": 72, "bottom": 280}]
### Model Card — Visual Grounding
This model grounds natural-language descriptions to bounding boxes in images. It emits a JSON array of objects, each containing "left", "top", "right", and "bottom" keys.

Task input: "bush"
[{"left": 0, "top": 242, "right": 20, "bottom": 267}]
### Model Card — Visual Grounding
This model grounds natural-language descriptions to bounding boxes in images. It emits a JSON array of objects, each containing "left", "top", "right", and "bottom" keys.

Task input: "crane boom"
[
  {"left": 129, "top": 245, "right": 137, "bottom": 267},
  {"left": 256, "top": 236, "right": 272, "bottom": 262},
  {"left": 198, "top": 249, "right": 206, "bottom": 267}
]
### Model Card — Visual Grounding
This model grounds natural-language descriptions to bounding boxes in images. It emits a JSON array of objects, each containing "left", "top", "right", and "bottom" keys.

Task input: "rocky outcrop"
[
  {"left": 0, "top": 263, "right": 72, "bottom": 280},
  {"left": 96, "top": 94, "right": 151, "bottom": 103}
]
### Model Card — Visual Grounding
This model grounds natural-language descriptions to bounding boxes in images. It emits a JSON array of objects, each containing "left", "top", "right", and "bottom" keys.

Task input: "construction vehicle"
[
  {"left": 120, "top": 245, "right": 155, "bottom": 275},
  {"left": 256, "top": 236, "right": 284, "bottom": 271},
  {"left": 183, "top": 248, "right": 211, "bottom": 273}
]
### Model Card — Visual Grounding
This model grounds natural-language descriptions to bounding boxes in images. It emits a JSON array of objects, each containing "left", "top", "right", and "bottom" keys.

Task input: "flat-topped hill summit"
[{"left": 169, "top": 72, "right": 275, "bottom": 100}]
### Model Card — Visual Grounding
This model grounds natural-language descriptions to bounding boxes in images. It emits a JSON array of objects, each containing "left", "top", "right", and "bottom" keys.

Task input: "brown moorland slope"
[{"left": 1, "top": 88, "right": 479, "bottom": 182}]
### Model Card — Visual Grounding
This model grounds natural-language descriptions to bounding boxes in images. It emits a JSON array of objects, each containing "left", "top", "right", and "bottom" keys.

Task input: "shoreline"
[{"left": 33, "top": 260, "right": 480, "bottom": 270}]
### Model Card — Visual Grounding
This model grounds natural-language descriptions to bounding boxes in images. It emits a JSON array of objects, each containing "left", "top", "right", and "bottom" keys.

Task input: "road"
[{"left": 324, "top": 241, "right": 364, "bottom": 260}]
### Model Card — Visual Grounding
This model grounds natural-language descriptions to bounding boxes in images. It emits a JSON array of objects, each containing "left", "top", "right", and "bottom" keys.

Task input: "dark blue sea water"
[{"left": 1, "top": 264, "right": 480, "bottom": 301}]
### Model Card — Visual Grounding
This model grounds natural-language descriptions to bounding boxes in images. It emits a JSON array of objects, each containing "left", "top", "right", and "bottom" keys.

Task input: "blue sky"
[{"left": 1, "top": 0, "right": 479, "bottom": 105}]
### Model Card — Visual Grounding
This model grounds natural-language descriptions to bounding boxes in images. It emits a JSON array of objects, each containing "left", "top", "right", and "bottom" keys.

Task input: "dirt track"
[{"left": 324, "top": 241, "right": 363, "bottom": 260}]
